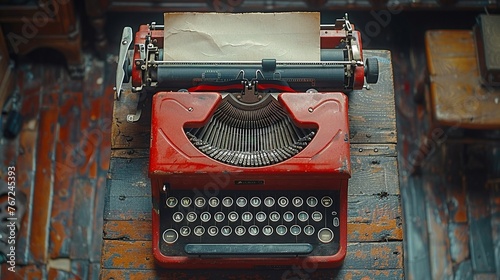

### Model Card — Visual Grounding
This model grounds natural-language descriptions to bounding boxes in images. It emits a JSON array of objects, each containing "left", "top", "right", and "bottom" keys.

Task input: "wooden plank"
[
  {"left": 47, "top": 268, "right": 73, "bottom": 280},
  {"left": 103, "top": 220, "right": 152, "bottom": 241},
  {"left": 0, "top": 263, "right": 45, "bottom": 279},
  {"left": 441, "top": 144, "right": 470, "bottom": 267},
  {"left": 473, "top": 274, "right": 497, "bottom": 280},
  {"left": 350, "top": 144, "right": 397, "bottom": 157},
  {"left": 29, "top": 99, "right": 59, "bottom": 263},
  {"left": 101, "top": 240, "right": 402, "bottom": 270},
  {"left": 349, "top": 155, "right": 399, "bottom": 195},
  {"left": 490, "top": 181, "right": 500, "bottom": 277},
  {"left": 110, "top": 148, "right": 149, "bottom": 159},
  {"left": 104, "top": 194, "right": 151, "bottom": 221},
  {"left": 86, "top": 62, "right": 113, "bottom": 263},
  {"left": 49, "top": 90, "right": 82, "bottom": 259},
  {"left": 90, "top": 174, "right": 106, "bottom": 263},
  {"left": 98, "top": 85, "right": 115, "bottom": 172},
  {"left": 425, "top": 178, "right": 453, "bottom": 279},
  {"left": 454, "top": 259, "right": 473, "bottom": 280},
  {"left": 11, "top": 85, "right": 41, "bottom": 265},
  {"left": 447, "top": 178, "right": 468, "bottom": 224},
  {"left": 348, "top": 195, "right": 403, "bottom": 242},
  {"left": 69, "top": 178, "right": 95, "bottom": 260},
  {"left": 100, "top": 268, "right": 404, "bottom": 279},
  {"left": 70, "top": 260, "right": 89, "bottom": 280},
  {"left": 89, "top": 263, "right": 100, "bottom": 280},
  {"left": 448, "top": 223, "right": 469, "bottom": 266},
  {"left": 466, "top": 174, "right": 496, "bottom": 273},
  {"left": 349, "top": 51, "right": 397, "bottom": 145},
  {"left": 400, "top": 174, "right": 432, "bottom": 280}
]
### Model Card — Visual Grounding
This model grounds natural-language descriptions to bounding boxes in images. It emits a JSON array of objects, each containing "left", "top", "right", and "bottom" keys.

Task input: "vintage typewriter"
[{"left": 115, "top": 13, "right": 379, "bottom": 269}]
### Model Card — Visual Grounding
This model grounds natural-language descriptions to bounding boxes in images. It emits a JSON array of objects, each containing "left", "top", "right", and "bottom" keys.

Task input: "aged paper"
[{"left": 163, "top": 12, "right": 320, "bottom": 61}]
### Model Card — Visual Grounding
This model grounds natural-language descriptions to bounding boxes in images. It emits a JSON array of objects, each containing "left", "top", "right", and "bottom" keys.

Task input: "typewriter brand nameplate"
[
  {"left": 163, "top": 12, "right": 320, "bottom": 61},
  {"left": 235, "top": 180, "right": 265, "bottom": 185}
]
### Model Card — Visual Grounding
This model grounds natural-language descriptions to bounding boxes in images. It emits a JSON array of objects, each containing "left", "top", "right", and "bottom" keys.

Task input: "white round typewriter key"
[
  {"left": 298, "top": 211, "right": 309, "bottom": 222},
  {"left": 256, "top": 211, "right": 267, "bottom": 223},
  {"left": 228, "top": 211, "right": 239, "bottom": 222},
  {"left": 222, "top": 197, "right": 233, "bottom": 207},
  {"left": 214, "top": 212, "right": 225, "bottom": 223},
  {"left": 318, "top": 228, "right": 334, "bottom": 243},
  {"left": 283, "top": 211, "right": 294, "bottom": 223},
  {"left": 276, "top": 225, "right": 287, "bottom": 236},
  {"left": 250, "top": 197, "right": 261, "bottom": 207},
  {"left": 321, "top": 196, "right": 333, "bottom": 208},
  {"left": 172, "top": 212, "right": 184, "bottom": 223},
  {"left": 278, "top": 197, "right": 289, "bottom": 207},
  {"left": 269, "top": 211, "right": 280, "bottom": 222},
  {"left": 303, "top": 225, "right": 315, "bottom": 236},
  {"left": 200, "top": 212, "right": 211, "bottom": 223},
  {"left": 194, "top": 226, "right": 205, "bottom": 236},
  {"left": 292, "top": 197, "right": 303, "bottom": 207},
  {"left": 236, "top": 197, "right": 247, "bottom": 207},
  {"left": 311, "top": 211, "right": 323, "bottom": 222},
  {"left": 248, "top": 225, "right": 259, "bottom": 236},
  {"left": 208, "top": 197, "right": 220, "bottom": 208},
  {"left": 180, "top": 226, "right": 191, "bottom": 237},
  {"left": 194, "top": 197, "right": 206, "bottom": 208},
  {"left": 263, "top": 225, "right": 273, "bottom": 236},
  {"left": 306, "top": 196, "right": 318, "bottom": 207},
  {"left": 235, "top": 226, "right": 246, "bottom": 236},
  {"left": 186, "top": 212, "right": 197, "bottom": 223},
  {"left": 166, "top": 197, "right": 178, "bottom": 208},
  {"left": 221, "top": 226, "right": 232, "bottom": 236},
  {"left": 181, "top": 197, "right": 192, "bottom": 208},
  {"left": 162, "top": 229, "right": 178, "bottom": 244},
  {"left": 242, "top": 212, "right": 253, "bottom": 222},
  {"left": 290, "top": 225, "right": 301, "bottom": 236},
  {"left": 264, "top": 197, "right": 275, "bottom": 207},
  {"left": 208, "top": 226, "right": 218, "bottom": 236}
]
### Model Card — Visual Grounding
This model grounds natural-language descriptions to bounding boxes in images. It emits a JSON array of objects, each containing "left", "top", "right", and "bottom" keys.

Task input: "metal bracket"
[
  {"left": 116, "top": 27, "right": 133, "bottom": 100},
  {"left": 127, "top": 108, "right": 142, "bottom": 123}
]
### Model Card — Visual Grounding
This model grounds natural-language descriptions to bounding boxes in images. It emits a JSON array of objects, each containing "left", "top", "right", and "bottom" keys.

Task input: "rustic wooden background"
[{"left": 0, "top": 55, "right": 114, "bottom": 278}]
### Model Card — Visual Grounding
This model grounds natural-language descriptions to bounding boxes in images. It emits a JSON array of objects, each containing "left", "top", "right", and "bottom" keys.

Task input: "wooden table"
[{"left": 100, "top": 50, "right": 403, "bottom": 279}]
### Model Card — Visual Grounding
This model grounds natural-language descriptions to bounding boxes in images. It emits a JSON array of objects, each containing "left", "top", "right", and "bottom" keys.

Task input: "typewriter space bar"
[{"left": 185, "top": 243, "right": 313, "bottom": 255}]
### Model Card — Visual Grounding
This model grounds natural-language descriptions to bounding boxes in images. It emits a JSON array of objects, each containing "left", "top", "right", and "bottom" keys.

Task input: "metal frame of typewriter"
[{"left": 116, "top": 14, "right": 379, "bottom": 270}]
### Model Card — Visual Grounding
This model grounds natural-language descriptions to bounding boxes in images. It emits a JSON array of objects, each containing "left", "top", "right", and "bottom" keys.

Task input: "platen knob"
[{"left": 365, "top": 57, "right": 379, "bottom": 84}]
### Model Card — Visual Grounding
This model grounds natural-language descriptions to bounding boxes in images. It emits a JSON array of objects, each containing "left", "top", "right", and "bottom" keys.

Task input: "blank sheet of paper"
[{"left": 163, "top": 12, "right": 320, "bottom": 61}]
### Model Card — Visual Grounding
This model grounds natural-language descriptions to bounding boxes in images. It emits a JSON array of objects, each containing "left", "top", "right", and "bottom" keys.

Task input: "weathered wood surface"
[
  {"left": 0, "top": 57, "right": 112, "bottom": 279},
  {"left": 102, "top": 50, "right": 403, "bottom": 279},
  {"left": 397, "top": 29, "right": 500, "bottom": 279}
]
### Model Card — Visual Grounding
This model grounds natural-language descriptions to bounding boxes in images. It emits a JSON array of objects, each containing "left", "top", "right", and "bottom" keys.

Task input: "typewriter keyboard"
[{"left": 159, "top": 189, "right": 341, "bottom": 256}]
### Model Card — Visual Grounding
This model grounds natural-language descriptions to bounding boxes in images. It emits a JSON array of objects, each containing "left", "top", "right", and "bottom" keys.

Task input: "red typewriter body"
[{"left": 149, "top": 91, "right": 350, "bottom": 269}]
